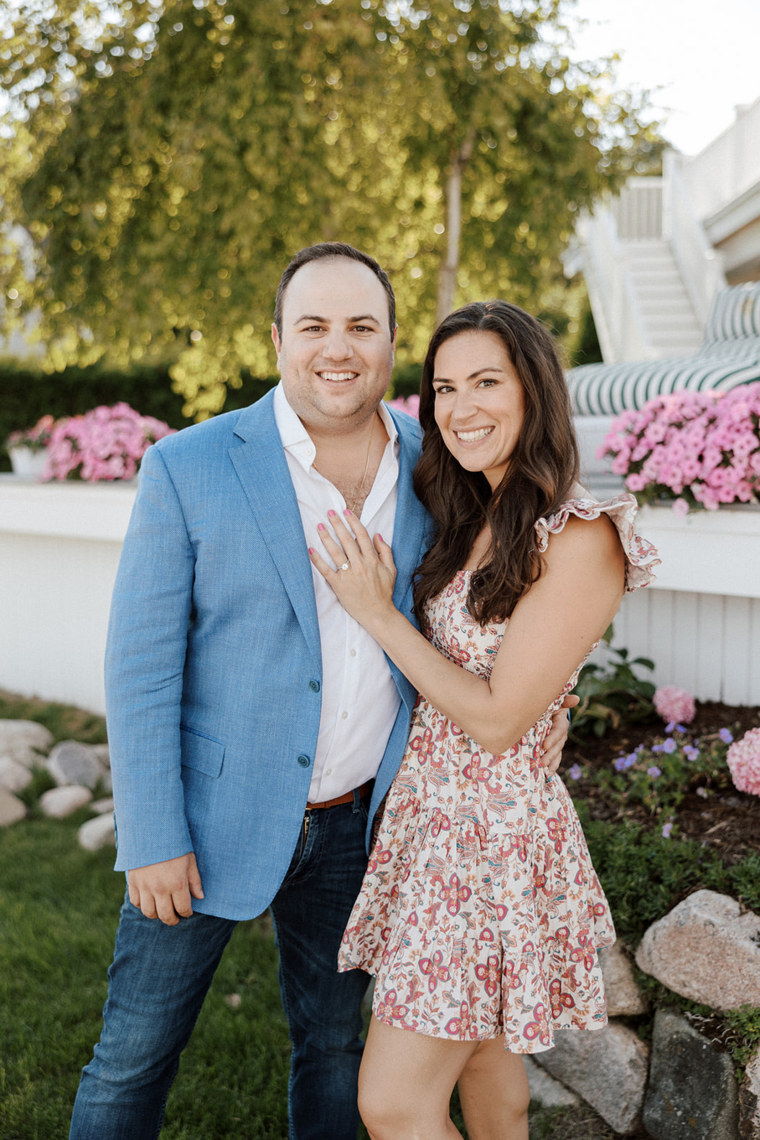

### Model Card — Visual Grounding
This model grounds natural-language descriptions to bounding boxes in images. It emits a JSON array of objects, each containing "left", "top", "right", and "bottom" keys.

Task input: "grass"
[{"left": 0, "top": 694, "right": 622, "bottom": 1138}]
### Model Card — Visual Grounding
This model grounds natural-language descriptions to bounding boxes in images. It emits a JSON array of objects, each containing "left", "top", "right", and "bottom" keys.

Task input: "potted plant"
[
  {"left": 43, "top": 402, "right": 175, "bottom": 482},
  {"left": 6, "top": 414, "right": 57, "bottom": 478}
]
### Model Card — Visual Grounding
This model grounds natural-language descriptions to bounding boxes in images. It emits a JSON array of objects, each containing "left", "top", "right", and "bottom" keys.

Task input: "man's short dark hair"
[{"left": 274, "top": 242, "right": 396, "bottom": 337}]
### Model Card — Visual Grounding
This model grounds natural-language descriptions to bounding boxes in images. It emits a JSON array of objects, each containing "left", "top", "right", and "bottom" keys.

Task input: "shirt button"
[
  {"left": 297, "top": 754, "right": 311, "bottom": 768},
  {"left": 341, "top": 711, "right": 349, "bottom": 720},
  {"left": 309, "top": 679, "right": 321, "bottom": 693},
  {"left": 350, "top": 649, "right": 357, "bottom": 657}
]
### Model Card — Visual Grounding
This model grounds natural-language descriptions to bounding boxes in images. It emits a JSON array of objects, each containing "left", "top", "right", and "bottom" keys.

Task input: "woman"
[{"left": 309, "top": 301, "right": 659, "bottom": 1139}]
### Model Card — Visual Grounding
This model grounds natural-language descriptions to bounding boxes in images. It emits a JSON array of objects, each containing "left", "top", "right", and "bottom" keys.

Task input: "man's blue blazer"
[{"left": 105, "top": 390, "right": 430, "bottom": 920}]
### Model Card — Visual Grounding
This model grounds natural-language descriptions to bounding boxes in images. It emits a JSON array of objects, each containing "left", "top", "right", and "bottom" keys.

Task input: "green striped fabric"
[{"left": 567, "top": 284, "right": 760, "bottom": 415}]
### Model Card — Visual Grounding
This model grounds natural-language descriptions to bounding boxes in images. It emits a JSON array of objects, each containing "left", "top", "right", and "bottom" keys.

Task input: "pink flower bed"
[
  {"left": 44, "top": 403, "right": 175, "bottom": 482},
  {"left": 599, "top": 382, "right": 760, "bottom": 512}
]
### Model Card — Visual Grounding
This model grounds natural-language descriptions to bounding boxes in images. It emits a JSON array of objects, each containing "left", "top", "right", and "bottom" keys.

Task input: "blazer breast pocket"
[{"left": 180, "top": 725, "right": 225, "bottom": 779}]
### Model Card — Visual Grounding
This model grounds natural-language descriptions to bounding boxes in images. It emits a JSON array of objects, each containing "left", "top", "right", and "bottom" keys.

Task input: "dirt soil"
[{"left": 564, "top": 701, "right": 760, "bottom": 864}]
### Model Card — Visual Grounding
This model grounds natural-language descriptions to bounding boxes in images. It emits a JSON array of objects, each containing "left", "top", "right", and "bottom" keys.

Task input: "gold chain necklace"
[{"left": 345, "top": 415, "right": 376, "bottom": 516}]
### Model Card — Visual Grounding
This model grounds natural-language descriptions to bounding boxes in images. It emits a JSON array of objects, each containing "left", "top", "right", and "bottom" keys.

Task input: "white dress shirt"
[{"left": 273, "top": 383, "right": 402, "bottom": 802}]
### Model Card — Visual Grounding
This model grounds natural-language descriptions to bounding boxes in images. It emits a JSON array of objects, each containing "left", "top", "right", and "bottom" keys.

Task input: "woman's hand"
[{"left": 309, "top": 509, "right": 398, "bottom": 629}]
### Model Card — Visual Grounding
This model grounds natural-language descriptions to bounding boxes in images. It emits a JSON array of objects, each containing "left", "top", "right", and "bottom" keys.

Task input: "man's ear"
[{"left": 271, "top": 322, "right": 282, "bottom": 359}]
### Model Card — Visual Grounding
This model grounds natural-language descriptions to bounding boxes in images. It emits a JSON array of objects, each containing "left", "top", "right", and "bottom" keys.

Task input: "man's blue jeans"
[{"left": 69, "top": 791, "right": 372, "bottom": 1140}]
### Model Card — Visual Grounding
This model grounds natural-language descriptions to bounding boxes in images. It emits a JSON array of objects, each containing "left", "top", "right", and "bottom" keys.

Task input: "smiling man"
[{"left": 69, "top": 243, "right": 570, "bottom": 1140}]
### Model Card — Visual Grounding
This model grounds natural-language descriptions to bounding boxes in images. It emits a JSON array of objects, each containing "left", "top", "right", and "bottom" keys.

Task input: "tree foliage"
[{"left": 0, "top": 0, "right": 662, "bottom": 417}]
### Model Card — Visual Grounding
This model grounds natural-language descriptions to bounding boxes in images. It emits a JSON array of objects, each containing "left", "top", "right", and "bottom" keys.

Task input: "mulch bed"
[{"left": 564, "top": 701, "right": 760, "bottom": 865}]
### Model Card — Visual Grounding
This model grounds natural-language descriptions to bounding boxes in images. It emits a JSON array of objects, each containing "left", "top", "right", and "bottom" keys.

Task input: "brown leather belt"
[{"left": 306, "top": 781, "right": 372, "bottom": 811}]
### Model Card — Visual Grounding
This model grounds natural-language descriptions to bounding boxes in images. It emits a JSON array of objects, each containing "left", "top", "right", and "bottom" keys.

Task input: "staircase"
[{"left": 622, "top": 240, "right": 702, "bottom": 356}]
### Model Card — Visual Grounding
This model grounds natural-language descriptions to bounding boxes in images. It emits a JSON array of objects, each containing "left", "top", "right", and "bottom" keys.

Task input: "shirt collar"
[{"left": 273, "top": 381, "right": 399, "bottom": 475}]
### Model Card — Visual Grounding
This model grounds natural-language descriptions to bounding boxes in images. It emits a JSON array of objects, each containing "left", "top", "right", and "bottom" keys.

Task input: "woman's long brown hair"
[{"left": 413, "top": 300, "right": 580, "bottom": 627}]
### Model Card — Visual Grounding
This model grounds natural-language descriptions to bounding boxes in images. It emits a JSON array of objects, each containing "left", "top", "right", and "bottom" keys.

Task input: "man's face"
[{"left": 272, "top": 257, "right": 397, "bottom": 435}]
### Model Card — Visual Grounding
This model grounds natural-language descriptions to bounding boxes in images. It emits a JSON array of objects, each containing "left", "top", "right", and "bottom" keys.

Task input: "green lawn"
[{"left": 0, "top": 694, "right": 616, "bottom": 1138}]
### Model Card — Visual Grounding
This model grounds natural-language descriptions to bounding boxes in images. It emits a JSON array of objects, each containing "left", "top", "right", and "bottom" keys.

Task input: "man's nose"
[{"left": 323, "top": 331, "right": 352, "bottom": 360}]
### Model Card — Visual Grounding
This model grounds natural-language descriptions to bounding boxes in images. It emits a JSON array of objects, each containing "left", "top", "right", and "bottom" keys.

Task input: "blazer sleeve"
[{"left": 106, "top": 442, "right": 196, "bottom": 871}]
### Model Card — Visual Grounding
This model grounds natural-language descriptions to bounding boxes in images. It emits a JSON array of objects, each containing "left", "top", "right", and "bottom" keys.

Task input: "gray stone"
[
  {"left": 91, "top": 797, "right": 115, "bottom": 814},
  {"left": 643, "top": 1010, "right": 739, "bottom": 1139},
  {"left": 533, "top": 1022, "right": 648, "bottom": 1134},
  {"left": 92, "top": 744, "right": 110, "bottom": 768},
  {"left": 0, "top": 718, "right": 53, "bottom": 767},
  {"left": 739, "top": 1046, "right": 760, "bottom": 1140},
  {"left": 524, "top": 1057, "right": 580, "bottom": 1107},
  {"left": 78, "top": 813, "right": 115, "bottom": 851},
  {"left": 46, "top": 740, "right": 104, "bottom": 790},
  {"left": 0, "top": 756, "right": 35, "bottom": 793},
  {"left": 600, "top": 942, "right": 648, "bottom": 1016},
  {"left": 0, "top": 786, "right": 27, "bottom": 826},
  {"left": 39, "top": 785, "right": 93, "bottom": 819},
  {"left": 636, "top": 890, "right": 760, "bottom": 1010}
]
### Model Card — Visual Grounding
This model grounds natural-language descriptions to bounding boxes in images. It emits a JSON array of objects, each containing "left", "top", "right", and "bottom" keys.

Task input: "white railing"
[
  {"left": 610, "top": 178, "right": 663, "bottom": 239},
  {"left": 575, "top": 207, "right": 650, "bottom": 362},
  {"left": 663, "top": 152, "right": 728, "bottom": 326},
  {"left": 678, "top": 95, "right": 760, "bottom": 222},
  {"left": 2, "top": 481, "right": 760, "bottom": 711}
]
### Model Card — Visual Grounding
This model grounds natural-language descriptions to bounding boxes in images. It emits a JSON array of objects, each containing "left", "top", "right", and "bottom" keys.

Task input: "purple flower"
[
  {"left": 719, "top": 728, "right": 734, "bottom": 744},
  {"left": 647, "top": 766, "right": 662, "bottom": 778},
  {"left": 683, "top": 745, "right": 700, "bottom": 762},
  {"left": 661, "top": 738, "right": 677, "bottom": 754},
  {"left": 614, "top": 755, "right": 628, "bottom": 772},
  {"left": 568, "top": 764, "right": 582, "bottom": 781},
  {"left": 661, "top": 821, "right": 673, "bottom": 838}
]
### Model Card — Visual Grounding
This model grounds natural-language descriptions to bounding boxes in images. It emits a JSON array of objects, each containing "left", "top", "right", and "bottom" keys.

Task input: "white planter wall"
[
  {"left": 599, "top": 504, "right": 760, "bottom": 706},
  {"left": 1, "top": 481, "right": 759, "bottom": 713}
]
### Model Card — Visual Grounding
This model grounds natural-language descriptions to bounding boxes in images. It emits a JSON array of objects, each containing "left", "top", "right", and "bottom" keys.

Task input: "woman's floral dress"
[{"left": 338, "top": 493, "right": 660, "bottom": 1053}]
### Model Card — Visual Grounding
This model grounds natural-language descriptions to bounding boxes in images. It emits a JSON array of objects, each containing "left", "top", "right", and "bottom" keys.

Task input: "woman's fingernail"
[
  {"left": 377, "top": 534, "right": 384, "bottom": 543},
  {"left": 317, "top": 523, "right": 326, "bottom": 531},
  {"left": 308, "top": 547, "right": 315, "bottom": 554},
  {"left": 327, "top": 510, "right": 336, "bottom": 517},
  {"left": 344, "top": 508, "right": 352, "bottom": 516}
]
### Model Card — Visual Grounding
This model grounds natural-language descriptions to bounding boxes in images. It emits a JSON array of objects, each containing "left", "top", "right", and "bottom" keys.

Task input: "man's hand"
[
  {"left": 542, "top": 694, "right": 579, "bottom": 776},
  {"left": 128, "top": 852, "right": 204, "bottom": 926}
]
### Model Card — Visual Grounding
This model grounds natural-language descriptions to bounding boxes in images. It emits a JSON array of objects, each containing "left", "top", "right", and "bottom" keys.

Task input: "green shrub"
[{"left": 570, "top": 646, "right": 656, "bottom": 739}]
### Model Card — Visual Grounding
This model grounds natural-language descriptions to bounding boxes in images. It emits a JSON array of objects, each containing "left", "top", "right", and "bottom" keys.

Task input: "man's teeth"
[
  {"left": 319, "top": 371, "right": 358, "bottom": 381},
  {"left": 455, "top": 427, "right": 493, "bottom": 442}
]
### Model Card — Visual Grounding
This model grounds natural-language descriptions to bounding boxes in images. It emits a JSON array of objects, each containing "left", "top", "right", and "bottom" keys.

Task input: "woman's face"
[{"left": 432, "top": 329, "right": 525, "bottom": 490}]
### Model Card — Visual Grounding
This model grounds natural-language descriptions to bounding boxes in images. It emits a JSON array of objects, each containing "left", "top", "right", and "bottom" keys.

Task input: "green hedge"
[{"left": 0, "top": 361, "right": 280, "bottom": 471}]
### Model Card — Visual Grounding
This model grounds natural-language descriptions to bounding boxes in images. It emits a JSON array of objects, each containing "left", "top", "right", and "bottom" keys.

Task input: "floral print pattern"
[{"left": 338, "top": 494, "right": 659, "bottom": 1053}]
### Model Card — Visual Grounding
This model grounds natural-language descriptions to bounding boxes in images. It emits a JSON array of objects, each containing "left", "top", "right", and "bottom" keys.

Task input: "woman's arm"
[{"left": 309, "top": 508, "right": 624, "bottom": 755}]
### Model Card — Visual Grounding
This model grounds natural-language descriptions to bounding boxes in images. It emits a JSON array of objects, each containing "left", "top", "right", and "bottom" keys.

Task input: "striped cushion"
[{"left": 567, "top": 284, "right": 760, "bottom": 415}]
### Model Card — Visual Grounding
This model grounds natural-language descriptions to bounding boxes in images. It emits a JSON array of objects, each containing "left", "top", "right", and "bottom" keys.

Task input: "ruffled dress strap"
[{"left": 534, "top": 488, "right": 660, "bottom": 593}]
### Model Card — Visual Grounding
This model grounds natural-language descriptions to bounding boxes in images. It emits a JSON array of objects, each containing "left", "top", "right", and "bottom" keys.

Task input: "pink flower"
[
  {"left": 726, "top": 728, "right": 760, "bottom": 796},
  {"left": 386, "top": 394, "right": 419, "bottom": 418},
  {"left": 653, "top": 685, "right": 696, "bottom": 726},
  {"left": 671, "top": 498, "right": 690, "bottom": 517},
  {"left": 43, "top": 404, "right": 175, "bottom": 483}
]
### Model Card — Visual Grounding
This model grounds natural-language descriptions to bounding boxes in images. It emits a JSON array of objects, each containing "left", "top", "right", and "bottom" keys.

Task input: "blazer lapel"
[{"left": 229, "top": 392, "right": 321, "bottom": 664}]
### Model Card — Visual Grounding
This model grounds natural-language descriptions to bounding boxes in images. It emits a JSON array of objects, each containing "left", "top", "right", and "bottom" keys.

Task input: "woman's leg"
[
  {"left": 358, "top": 1015, "right": 480, "bottom": 1140},
  {"left": 457, "top": 1037, "right": 530, "bottom": 1140}
]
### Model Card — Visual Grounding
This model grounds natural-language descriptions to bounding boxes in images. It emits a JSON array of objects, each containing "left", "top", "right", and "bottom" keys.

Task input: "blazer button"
[
  {"left": 297, "top": 754, "right": 311, "bottom": 768},
  {"left": 309, "top": 680, "right": 321, "bottom": 693}
]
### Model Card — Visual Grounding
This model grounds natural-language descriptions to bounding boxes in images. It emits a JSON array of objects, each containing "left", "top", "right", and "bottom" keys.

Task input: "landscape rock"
[
  {"left": 533, "top": 1022, "right": 648, "bottom": 1134},
  {"left": 39, "top": 785, "right": 93, "bottom": 819},
  {"left": 0, "top": 786, "right": 27, "bottom": 826},
  {"left": 523, "top": 1057, "right": 580, "bottom": 1107},
  {"left": 739, "top": 1046, "right": 760, "bottom": 1140},
  {"left": 91, "top": 796, "right": 115, "bottom": 814},
  {"left": 0, "top": 756, "right": 35, "bottom": 793},
  {"left": 0, "top": 718, "right": 53, "bottom": 767},
  {"left": 600, "top": 942, "right": 648, "bottom": 1016},
  {"left": 78, "top": 813, "right": 116, "bottom": 851},
  {"left": 92, "top": 744, "right": 110, "bottom": 768},
  {"left": 636, "top": 890, "right": 760, "bottom": 1010},
  {"left": 46, "top": 740, "right": 104, "bottom": 790},
  {"left": 643, "top": 1010, "right": 739, "bottom": 1139}
]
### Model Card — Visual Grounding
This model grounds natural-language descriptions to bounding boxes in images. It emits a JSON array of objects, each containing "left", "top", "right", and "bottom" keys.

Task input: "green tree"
[{"left": 0, "top": 0, "right": 660, "bottom": 418}]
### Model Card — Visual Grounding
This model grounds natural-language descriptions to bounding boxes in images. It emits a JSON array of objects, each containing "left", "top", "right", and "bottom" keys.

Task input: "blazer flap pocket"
[{"left": 180, "top": 726, "right": 225, "bottom": 778}]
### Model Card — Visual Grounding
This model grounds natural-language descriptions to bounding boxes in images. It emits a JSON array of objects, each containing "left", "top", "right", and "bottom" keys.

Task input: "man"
[{"left": 70, "top": 243, "right": 570, "bottom": 1140}]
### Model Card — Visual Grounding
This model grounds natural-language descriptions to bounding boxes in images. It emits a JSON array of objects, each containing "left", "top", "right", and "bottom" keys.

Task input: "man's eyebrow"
[{"left": 294, "top": 313, "right": 382, "bottom": 324}]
